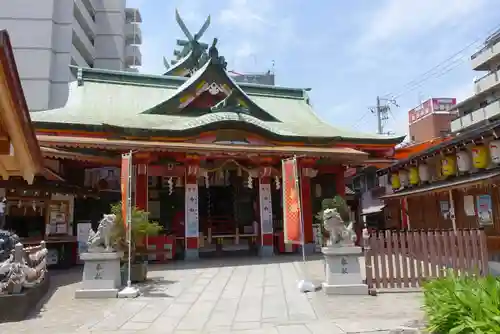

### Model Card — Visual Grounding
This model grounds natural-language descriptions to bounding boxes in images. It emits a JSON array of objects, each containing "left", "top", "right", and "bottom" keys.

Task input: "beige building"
[{"left": 408, "top": 97, "right": 457, "bottom": 143}]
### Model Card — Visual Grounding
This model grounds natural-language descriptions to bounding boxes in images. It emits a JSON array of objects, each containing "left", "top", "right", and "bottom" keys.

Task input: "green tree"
[
  {"left": 109, "top": 202, "right": 163, "bottom": 258},
  {"left": 316, "top": 195, "right": 350, "bottom": 222}
]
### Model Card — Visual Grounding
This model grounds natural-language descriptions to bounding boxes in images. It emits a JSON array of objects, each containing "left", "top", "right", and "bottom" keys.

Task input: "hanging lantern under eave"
[
  {"left": 391, "top": 173, "right": 400, "bottom": 189},
  {"left": 471, "top": 144, "right": 489, "bottom": 169},
  {"left": 408, "top": 166, "right": 419, "bottom": 185},
  {"left": 456, "top": 150, "right": 472, "bottom": 172},
  {"left": 489, "top": 140, "right": 500, "bottom": 164},
  {"left": 398, "top": 170, "right": 409, "bottom": 187},
  {"left": 441, "top": 155, "right": 457, "bottom": 177},
  {"left": 418, "top": 163, "right": 430, "bottom": 182}
]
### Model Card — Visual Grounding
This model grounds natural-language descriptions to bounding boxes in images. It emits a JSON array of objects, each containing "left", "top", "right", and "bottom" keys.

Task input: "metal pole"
[
  {"left": 126, "top": 150, "right": 133, "bottom": 288},
  {"left": 376, "top": 96, "right": 383, "bottom": 135}
]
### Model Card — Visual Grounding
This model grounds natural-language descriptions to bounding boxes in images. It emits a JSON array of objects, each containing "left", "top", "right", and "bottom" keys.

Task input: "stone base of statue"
[
  {"left": 321, "top": 246, "right": 368, "bottom": 295},
  {"left": 75, "top": 251, "right": 123, "bottom": 299}
]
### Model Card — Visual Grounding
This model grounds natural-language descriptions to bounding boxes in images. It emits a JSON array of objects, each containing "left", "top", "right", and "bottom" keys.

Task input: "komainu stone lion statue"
[
  {"left": 322, "top": 208, "right": 357, "bottom": 247},
  {"left": 87, "top": 214, "right": 116, "bottom": 252},
  {"left": 0, "top": 230, "right": 48, "bottom": 294}
]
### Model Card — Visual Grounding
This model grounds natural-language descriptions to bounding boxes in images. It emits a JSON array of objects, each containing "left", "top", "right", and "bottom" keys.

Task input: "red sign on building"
[{"left": 408, "top": 97, "right": 457, "bottom": 124}]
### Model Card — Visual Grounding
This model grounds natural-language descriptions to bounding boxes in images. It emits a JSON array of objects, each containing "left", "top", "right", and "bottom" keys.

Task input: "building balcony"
[
  {"left": 72, "top": 19, "right": 95, "bottom": 65},
  {"left": 74, "top": 0, "right": 96, "bottom": 39},
  {"left": 71, "top": 44, "right": 90, "bottom": 68},
  {"left": 450, "top": 100, "right": 500, "bottom": 132},
  {"left": 474, "top": 69, "right": 500, "bottom": 95},
  {"left": 471, "top": 42, "right": 500, "bottom": 71},
  {"left": 125, "top": 8, "right": 142, "bottom": 23},
  {"left": 125, "top": 23, "right": 142, "bottom": 45},
  {"left": 125, "top": 45, "right": 142, "bottom": 66}
]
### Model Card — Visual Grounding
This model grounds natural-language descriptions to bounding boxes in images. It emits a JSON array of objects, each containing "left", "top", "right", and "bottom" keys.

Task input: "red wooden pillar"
[
  {"left": 335, "top": 165, "right": 346, "bottom": 197},
  {"left": 135, "top": 163, "right": 148, "bottom": 211},
  {"left": 300, "top": 174, "right": 314, "bottom": 244},
  {"left": 184, "top": 163, "right": 199, "bottom": 260},
  {"left": 259, "top": 172, "right": 274, "bottom": 256}
]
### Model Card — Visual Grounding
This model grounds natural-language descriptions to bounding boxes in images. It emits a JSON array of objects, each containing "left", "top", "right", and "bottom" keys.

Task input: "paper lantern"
[
  {"left": 471, "top": 145, "right": 489, "bottom": 169},
  {"left": 408, "top": 166, "right": 419, "bottom": 185},
  {"left": 456, "top": 151, "right": 472, "bottom": 172},
  {"left": 391, "top": 173, "right": 400, "bottom": 189},
  {"left": 441, "top": 155, "right": 456, "bottom": 177},
  {"left": 489, "top": 140, "right": 500, "bottom": 164},
  {"left": 398, "top": 170, "right": 409, "bottom": 187},
  {"left": 418, "top": 164, "right": 430, "bottom": 182}
]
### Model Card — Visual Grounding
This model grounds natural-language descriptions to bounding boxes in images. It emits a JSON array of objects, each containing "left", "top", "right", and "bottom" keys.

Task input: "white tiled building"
[
  {"left": 451, "top": 29, "right": 500, "bottom": 133},
  {"left": 0, "top": 0, "right": 142, "bottom": 111}
]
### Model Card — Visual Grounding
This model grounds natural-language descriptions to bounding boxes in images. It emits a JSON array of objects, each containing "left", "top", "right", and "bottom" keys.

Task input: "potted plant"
[{"left": 109, "top": 202, "right": 163, "bottom": 283}]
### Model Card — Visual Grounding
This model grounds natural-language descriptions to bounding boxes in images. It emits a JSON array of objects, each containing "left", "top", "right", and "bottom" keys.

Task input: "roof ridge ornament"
[
  {"left": 209, "top": 38, "right": 227, "bottom": 70},
  {"left": 163, "top": 10, "right": 211, "bottom": 75}
]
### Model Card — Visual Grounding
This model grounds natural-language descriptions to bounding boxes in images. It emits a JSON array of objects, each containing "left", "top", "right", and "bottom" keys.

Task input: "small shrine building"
[
  {"left": 5, "top": 15, "right": 404, "bottom": 261},
  {"left": 378, "top": 120, "right": 500, "bottom": 259}
]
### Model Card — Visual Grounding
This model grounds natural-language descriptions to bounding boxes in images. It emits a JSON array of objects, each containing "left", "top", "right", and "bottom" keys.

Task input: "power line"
[
  {"left": 383, "top": 43, "right": 477, "bottom": 98},
  {"left": 351, "top": 111, "right": 372, "bottom": 129},
  {"left": 392, "top": 56, "right": 468, "bottom": 99},
  {"left": 383, "top": 22, "right": 500, "bottom": 100}
]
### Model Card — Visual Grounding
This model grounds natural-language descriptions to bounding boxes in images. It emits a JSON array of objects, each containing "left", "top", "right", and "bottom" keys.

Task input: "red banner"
[
  {"left": 282, "top": 158, "right": 302, "bottom": 244},
  {"left": 121, "top": 153, "right": 131, "bottom": 227}
]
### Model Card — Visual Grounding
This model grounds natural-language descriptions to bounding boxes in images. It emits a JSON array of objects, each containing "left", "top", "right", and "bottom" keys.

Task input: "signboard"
[
  {"left": 282, "top": 158, "right": 302, "bottom": 244},
  {"left": 408, "top": 97, "right": 457, "bottom": 124},
  {"left": 259, "top": 182, "right": 273, "bottom": 234},
  {"left": 408, "top": 99, "right": 432, "bottom": 124},
  {"left": 185, "top": 184, "right": 199, "bottom": 237},
  {"left": 77, "top": 221, "right": 92, "bottom": 262},
  {"left": 84, "top": 167, "right": 120, "bottom": 191},
  {"left": 477, "top": 195, "right": 493, "bottom": 226}
]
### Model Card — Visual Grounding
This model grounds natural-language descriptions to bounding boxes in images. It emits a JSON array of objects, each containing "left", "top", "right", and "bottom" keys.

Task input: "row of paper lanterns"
[{"left": 390, "top": 140, "right": 500, "bottom": 189}]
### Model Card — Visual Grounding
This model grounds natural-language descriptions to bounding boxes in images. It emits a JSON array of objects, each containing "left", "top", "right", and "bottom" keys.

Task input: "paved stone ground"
[{"left": 0, "top": 255, "right": 424, "bottom": 334}]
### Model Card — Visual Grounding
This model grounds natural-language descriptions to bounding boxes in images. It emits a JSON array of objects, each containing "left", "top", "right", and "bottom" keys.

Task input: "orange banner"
[
  {"left": 282, "top": 158, "right": 302, "bottom": 244},
  {"left": 121, "top": 153, "right": 131, "bottom": 227}
]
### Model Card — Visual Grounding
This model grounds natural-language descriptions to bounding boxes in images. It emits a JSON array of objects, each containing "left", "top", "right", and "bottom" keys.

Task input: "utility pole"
[{"left": 371, "top": 96, "right": 399, "bottom": 135}]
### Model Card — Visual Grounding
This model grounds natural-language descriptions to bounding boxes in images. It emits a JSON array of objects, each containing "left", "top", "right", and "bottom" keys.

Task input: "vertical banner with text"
[
  {"left": 121, "top": 153, "right": 132, "bottom": 227},
  {"left": 282, "top": 158, "right": 302, "bottom": 244}
]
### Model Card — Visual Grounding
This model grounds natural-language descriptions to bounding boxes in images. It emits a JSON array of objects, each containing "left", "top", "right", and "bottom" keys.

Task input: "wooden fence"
[{"left": 364, "top": 229, "right": 489, "bottom": 290}]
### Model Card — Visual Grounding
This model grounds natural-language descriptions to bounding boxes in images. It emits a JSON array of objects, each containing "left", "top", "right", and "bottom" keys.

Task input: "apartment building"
[
  {"left": 451, "top": 29, "right": 500, "bottom": 132},
  {"left": 0, "top": 0, "right": 142, "bottom": 111}
]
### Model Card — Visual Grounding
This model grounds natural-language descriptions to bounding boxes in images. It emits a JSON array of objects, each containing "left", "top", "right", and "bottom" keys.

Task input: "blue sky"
[{"left": 127, "top": 0, "right": 500, "bottom": 138}]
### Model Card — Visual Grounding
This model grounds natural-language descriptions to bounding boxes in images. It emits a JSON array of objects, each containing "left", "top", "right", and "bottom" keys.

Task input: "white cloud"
[
  {"left": 356, "top": 0, "right": 486, "bottom": 47},
  {"left": 218, "top": 0, "right": 275, "bottom": 33},
  {"left": 216, "top": 0, "right": 297, "bottom": 71}
]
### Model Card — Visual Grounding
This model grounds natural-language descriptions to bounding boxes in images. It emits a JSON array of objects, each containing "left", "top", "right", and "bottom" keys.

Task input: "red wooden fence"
[{"left": 364, "top": 229, "right": 489, "bottom": 290}]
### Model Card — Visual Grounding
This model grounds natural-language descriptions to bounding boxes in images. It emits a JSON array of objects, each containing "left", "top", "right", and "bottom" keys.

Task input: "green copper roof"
[{"left": 31, "top": 66, "right": 404, "bottom": 144}]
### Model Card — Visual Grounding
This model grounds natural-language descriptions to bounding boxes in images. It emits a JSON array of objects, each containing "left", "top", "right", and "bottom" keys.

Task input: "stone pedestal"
[
  {"left": 75, "top": 251, "right": 123, "bottom": 299},
  {"left": 321, "top": 246, "right": 368, "bottom": 295}
]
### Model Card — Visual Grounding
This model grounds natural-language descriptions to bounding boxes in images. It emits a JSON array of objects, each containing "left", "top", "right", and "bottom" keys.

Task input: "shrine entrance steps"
[{"left": 363, "top": 228, "right": 489, "bottom": 293}]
